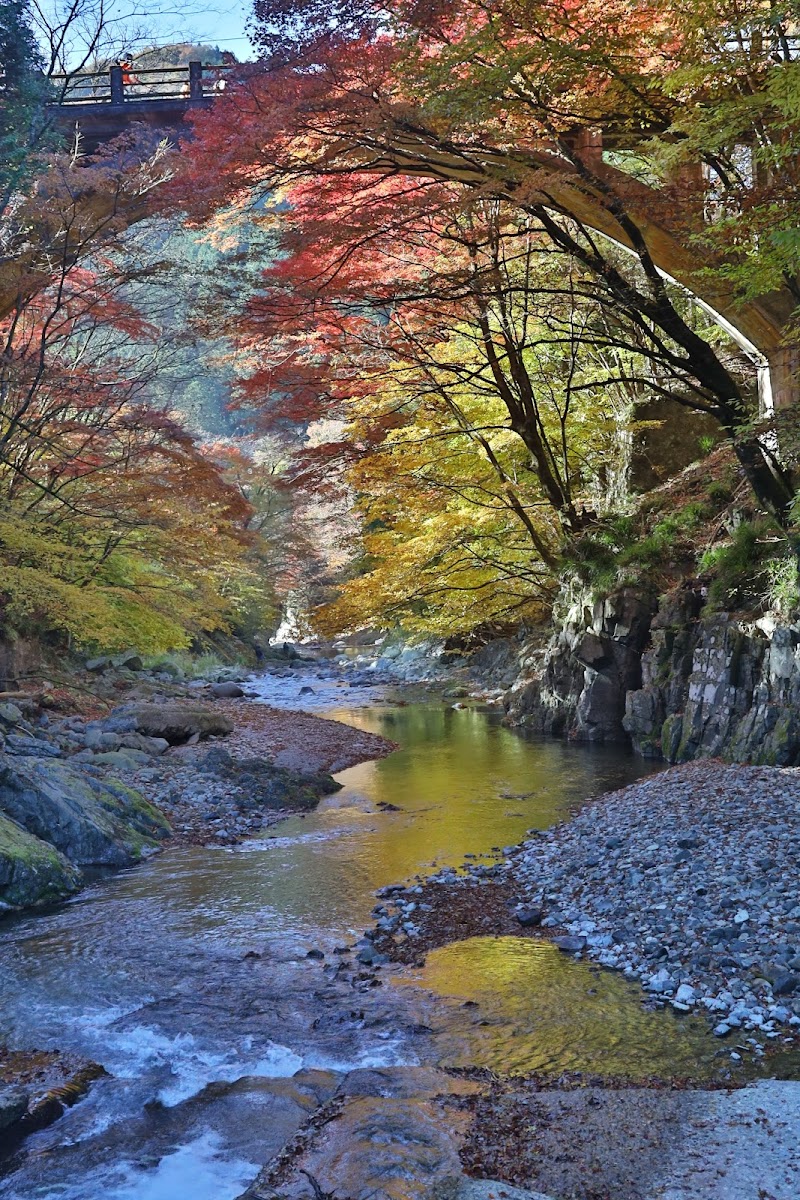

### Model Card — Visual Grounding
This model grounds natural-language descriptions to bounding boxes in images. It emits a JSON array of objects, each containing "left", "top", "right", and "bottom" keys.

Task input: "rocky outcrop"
[
  {"left": 624, "top": 608, "right": 800, "bottom": 765},
  {"left": 0, "top": 756, "right": 170, "bottom": 869},
  {"left": 504, "top": 587, "right": 656, "bottom": 743},
  {"left": 0, "top": 813, "right": 80, "bottom": 910},
  {"left": 0, "top": 743, "right": 171, "bottom": 912},
  {"left": 0, "top": 696, "right": 175, "bottom": 911},
  {"left": 504, "top": 577, "right": 800, "bottom": 765}
]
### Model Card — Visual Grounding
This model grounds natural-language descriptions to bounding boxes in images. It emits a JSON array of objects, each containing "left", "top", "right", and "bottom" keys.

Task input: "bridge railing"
[{"left": 48, "top": 62, "right": 231, "bottom": 106}]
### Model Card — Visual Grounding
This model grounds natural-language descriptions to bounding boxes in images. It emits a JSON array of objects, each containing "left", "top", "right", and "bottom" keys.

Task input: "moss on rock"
[
  {"left": 0, "top": 758, "right": 171, "bottom": 871},
  {"left": 0, "top": 814, "right": 80, "bottom": 911}
]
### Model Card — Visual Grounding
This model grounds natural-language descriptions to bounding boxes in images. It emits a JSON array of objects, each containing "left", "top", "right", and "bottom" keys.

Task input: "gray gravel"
[{"left": 502, "top": 761, "right": 800, "bottom": 1052}]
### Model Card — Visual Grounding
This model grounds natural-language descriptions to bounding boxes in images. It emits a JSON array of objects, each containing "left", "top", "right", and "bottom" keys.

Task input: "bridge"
[{"left": 48, "top": 62, "right": 230, "bottom": 150}]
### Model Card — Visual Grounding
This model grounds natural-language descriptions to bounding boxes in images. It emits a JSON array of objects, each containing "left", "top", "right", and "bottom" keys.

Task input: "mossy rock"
[
  {"left": 0, "top": 758, "right": 171, "bottom": 869},
  {"left": 0, "top": 814, "right": 80, "bottom": 911},
  {"left": 661, "top": 713, "right": 685, "bottom": 763},
  {"left": 737, "top": 711, "right": 800, "bottom": 767}
]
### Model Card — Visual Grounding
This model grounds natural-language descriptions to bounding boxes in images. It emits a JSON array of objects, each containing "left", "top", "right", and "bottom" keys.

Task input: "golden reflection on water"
[
  {"left": 326, "top": 704, "right": 657, "bottom": 883},
  {"left": 401, "top": 936, "right": 723, "bottom": 1080},
  {"left": 130, "top": 705, "right": 658, "bottom": 945}
]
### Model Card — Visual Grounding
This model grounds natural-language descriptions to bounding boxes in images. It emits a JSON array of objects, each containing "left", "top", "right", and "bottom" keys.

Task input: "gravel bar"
[
  {"left": 377, "top": 761, "right": 800, "bottom": 1056},
  {"left": 509, "top": 761, "right": 800, "bottom": 1047}
]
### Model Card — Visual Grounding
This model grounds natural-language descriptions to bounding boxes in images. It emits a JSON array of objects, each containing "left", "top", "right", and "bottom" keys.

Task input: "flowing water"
[{"left": 0, "top": 681, "right": 738, "bottom": 1198}]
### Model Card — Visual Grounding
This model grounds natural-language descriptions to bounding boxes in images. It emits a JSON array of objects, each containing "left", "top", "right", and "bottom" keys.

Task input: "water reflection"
[
  {"left": 402, "top": 936, "right": 721, "bottom": 1079},
  {"left": 317, "top": 704, "right": 658, "bottom": 901},
  {"left": 0, "top": 699, "right": 688, "bottom": 1199}
]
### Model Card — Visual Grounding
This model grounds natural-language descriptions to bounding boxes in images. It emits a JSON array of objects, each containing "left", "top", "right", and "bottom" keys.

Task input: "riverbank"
[
  {"left": 4, "top": 682, "right": 800, "bottom": 1199},
  {"left": 0, "top": 674, "right": 398, "bottom": 907},
  {"left": 373, "top": 760, "right": 800, "bottom": 1058}
]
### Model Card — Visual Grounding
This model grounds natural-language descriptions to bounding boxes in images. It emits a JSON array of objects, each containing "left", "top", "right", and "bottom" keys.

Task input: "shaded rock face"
[
  {"left": 504, "top": 588, "right": 656, "bottom": 744},
  {"left": 0, "top": 757, "right": 170, "bottom": 869},
  {"left": 629, "top": 397, "right": 724, "bottom": 492},
  {"left": 505, "top": 579, "right": 800, "bottom": 765},
  {"left": 624, "top": 611, "right": 800, "bottom": 765}
]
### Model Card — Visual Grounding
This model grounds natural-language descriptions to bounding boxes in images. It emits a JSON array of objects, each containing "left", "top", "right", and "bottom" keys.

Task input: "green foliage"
[
  {"left": 0, "top": 281, "right": 276, "bottom": 655},
  {"left": 765, "top": 553, "right": 800, "bottom": 617},
  {"left": 561, "top": 536, "right": 620, "bottom": 595},
  {"left": 707, "top": 480, "right": 734, "bottom": 505},
  {"left": 698, "top": 519, "right": 781, "bottom": 610},
  {"left": 620, "top": 504, "right": 711, "bottom": 570},
  {"left": 0, "top": 0, "right": 51, "bottom": 208}
]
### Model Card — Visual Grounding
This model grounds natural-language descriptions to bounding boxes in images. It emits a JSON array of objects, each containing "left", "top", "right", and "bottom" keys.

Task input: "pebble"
[{"left": 514, "top": 906, "right": 543, "bottom": 927}]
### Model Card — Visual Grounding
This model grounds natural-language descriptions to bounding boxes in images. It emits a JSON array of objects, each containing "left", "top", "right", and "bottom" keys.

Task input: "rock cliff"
[{"left": 504, "top": 584, "right": 800, "bottom": 766}]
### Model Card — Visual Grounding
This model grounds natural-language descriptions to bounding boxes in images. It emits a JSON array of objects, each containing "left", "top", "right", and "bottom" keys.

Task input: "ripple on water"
[
  {"left": 402, "top": 936, "right": 723, "bottom": 1080},
  {"left": 3, "top": 1131, "right": 258, "bottom": 1200}
]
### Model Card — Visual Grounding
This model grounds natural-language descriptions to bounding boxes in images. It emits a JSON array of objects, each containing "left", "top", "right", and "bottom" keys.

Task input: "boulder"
[
  {"left": 210, "top": 682, "right": 245, "bottom": 699},
  {"left": 88, "top": 749, "right": 152, "bottom": 771},
  {"left": 0, "top": 1087, "right": 29, "bottom": 1132},
  {"left": 111, "top": 651, "right": 143, "bottom": 671},
  {"left": 83, "top": 728, "right": 122, "bottom": 752},
  {"left": 515, "top": 906, "right": 543, "bottom": 927},
  {"left": 4, "top": 733, "right": 61, "bottom": 758},
  {"left": 0, "top": 757, "right": 170, "bottom": 868},
  {"left": 0, "top": 813, "right": 80, "bottom": 910},
  {"left": 0, "top": 702, "right": 24, "bottom": 726},
  {"left": 115, "top": 703, "right": 233, "bottom": 744},
  {"left": 118, "top": 733, "right": 169, "bottom": 756},
  {"left": 553, "top": 935, "right": 587, "bottom": 953},
  {"left": 85, "top": 656, "right": 111, "bottom": 673}
]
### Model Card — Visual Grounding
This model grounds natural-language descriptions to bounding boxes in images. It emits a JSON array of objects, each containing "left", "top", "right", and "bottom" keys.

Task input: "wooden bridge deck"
[{"left": 47, "top": 61, "right": 227, "bottom": 148}]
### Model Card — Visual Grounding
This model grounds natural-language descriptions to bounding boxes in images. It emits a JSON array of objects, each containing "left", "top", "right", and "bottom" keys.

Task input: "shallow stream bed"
[{"left": 0, "top": 686, "right": 755, "bottom": 1198}]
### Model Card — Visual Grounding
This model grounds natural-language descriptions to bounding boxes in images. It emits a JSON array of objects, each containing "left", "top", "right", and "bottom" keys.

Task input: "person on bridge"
[{"left": 118, "top": 60, "right": 140, "bottom": 90}]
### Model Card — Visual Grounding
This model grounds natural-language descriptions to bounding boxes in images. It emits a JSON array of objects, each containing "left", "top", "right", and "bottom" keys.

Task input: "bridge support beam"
[
  {"left": 110, "top": 65, "right": 123, "bottom": 105},
  {"left": 767, "top": 345, "right": 800, "bottom": 411},
  {"left": 189, "top": 61, "right": 203, "bottom": 101}
]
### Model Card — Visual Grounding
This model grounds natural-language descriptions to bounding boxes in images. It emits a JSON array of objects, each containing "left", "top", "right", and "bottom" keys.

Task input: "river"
[{"left": 0, "top": 680, "right": 729, "bottom": 1198}]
